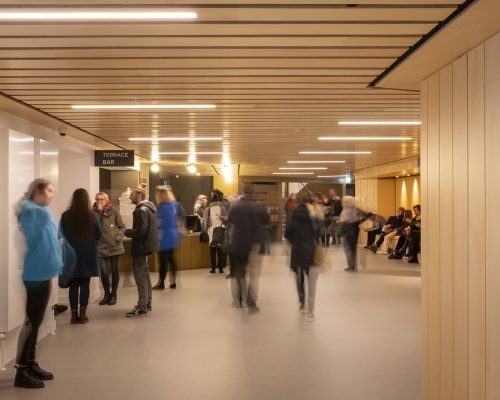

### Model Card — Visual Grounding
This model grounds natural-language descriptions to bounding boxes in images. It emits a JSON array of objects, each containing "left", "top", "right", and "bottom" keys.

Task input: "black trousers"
[
  {"left": 210, "top": 246, "right": 226, "bottom": 271},
  {"left": 100, "top": 255, "right": 120, "bottom": 295},
  {"left": 69, "top": 277, "right": 91, "bottom": 310},
  {"left": 158, "top": 249, "right": 177, "bottom": 284},
  {"left": 17, "top": 280, "right": 51, "bottom": 366},
  {"left": 367, "top": 229, "right": 382, "bottom": 246},
  {"left": 342, "top": 223, "right": 360, "bottom": 270},
  {"left": 408, "top": 231, "right": 421, "bottom": 259}
]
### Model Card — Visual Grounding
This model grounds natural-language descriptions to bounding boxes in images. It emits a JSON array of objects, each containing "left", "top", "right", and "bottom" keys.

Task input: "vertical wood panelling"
[
  {"left": 467, "top": 43, "right": 486, "bottom": 400},
  {"left": 427, "top": 71, "right": 441, "bottom": 400},
  {"left": 452, "top": 54, "right": 469, "bottom": 400},
  {"left": 439, "top": 64, "right": 454, "bottom": 400},
  {"left": 485, "top": 33, "right": 500, "bottom": 400},
  {"left": 420, "top": 79, "right": 429, "bottom": 400}
]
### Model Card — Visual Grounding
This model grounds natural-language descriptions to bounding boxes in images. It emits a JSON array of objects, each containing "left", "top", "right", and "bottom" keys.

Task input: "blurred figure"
[
  {"left": 256, "top": 200, "right": 272, "bottom": 255},
  {"left": 94, "top": 192, "right": 126, "bottom": 306},
  {"left": 154, "top": 185, "right": 181, "bottom": 290},
  {"left": 60, "top": 188, "right": 102, "bottom": 324},
  {"left": 320, "top": 194, "right": 333, "bottom": 247},
  {"left": 327, "top": 188, "right": 343, "bottom": 245},
  {"left": 203, "top": 189, "right": 227, "bottom": 274},
  {"left": 286, "top": 190, "right": 321, "bottom": 321},
  {"left": 124, "top": 187, "right": 158, "bottom": 317},
  {"left": 223, "top": 190, "right": 260, "bottom": 313},
  {"left": 338, "top": 196, "right": 367, "bottom": 272},
  {"left": 285, "top": 193, "right": 297, "bottom": 225},
  {"left": 193, "top": 194, "right": 208, "bottom": 232},
  {"left": 15, "top": 179, "right": 62, "bottom": 389},
  {"left": 225, "top": 194, "right": 241, "bottom": 279}
]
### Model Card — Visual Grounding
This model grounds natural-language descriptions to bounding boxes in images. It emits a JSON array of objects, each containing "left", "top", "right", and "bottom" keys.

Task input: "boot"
[
  {"left": 152, "top": 281, "right": 165, "bottom": 290},
  {"left": 28, "top": 361, "right": 54, "bottom": 380},
  {"left": 70, "top": 310, "right": 79, "bottom": 324},
  {"left": 79, "top": 308, "right": 89, "bottom": 324},
  {"left": 107, "top": 292, "right": 117, "bottom": 305},
  {"left": 14, "top": 366, "right": 44, "bottom": 389},
  {"left": 99, "top": 293, "right": 111, "bottom": 305}
]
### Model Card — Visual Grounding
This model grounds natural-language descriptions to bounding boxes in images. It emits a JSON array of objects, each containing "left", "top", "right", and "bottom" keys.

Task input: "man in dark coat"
[{"left": 124, "top": 187, "right": 158, "bottom": 317}]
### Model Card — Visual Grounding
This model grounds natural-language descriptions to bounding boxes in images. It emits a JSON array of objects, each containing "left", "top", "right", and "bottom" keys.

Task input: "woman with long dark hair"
[
  {"left": 203, "top": 189, "right": 227, "bottom": 274},
  {"left": 60, "top": 188, "right": 102, "bottom": 324},
  {"left": 15, "top": 179, "right": 63, "bottom": 389}
]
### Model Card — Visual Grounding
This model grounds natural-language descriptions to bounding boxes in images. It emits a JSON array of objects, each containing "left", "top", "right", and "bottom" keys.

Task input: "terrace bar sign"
[{"left": 95, "top": 150, "right": 135, "bottom": 167}]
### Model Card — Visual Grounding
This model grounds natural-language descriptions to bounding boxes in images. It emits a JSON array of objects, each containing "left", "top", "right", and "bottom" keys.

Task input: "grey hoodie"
[{"left": 125, "top": 200, "right": 159, "bottom": 257}]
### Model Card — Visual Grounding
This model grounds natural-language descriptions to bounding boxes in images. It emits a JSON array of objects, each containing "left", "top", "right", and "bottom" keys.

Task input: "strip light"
[
  {"left": 317, "top": 175, "right": 346, "bottom": 178},
  {"left": 338, "top": 121, "right": 421, "bottom": 126},
  {"left": 0, "top": 12, "right": 198, "bottom": 20},
  {"left": 318, "top": 136, "right": 412, "bottom": 141},
  {"left": 278, "top": 167, "right": 327, "bottom": 170},
  {"left": 299, "top": 151, "right": 371, "bottom": 155},
  {"left": 287, "top": 160, "right": 345, "bottom": 164},
  {"left": 73, "top": 104, "right": 215, "bottom": 110},
  {"left": 129, "top": 137, "right": 222, "bottom": 142},
  {"left": 159, "top": 152, "right": 223, "bottom": 155},
  {"left": 273, "top": 172, "right": 314, "bottom": 175}
]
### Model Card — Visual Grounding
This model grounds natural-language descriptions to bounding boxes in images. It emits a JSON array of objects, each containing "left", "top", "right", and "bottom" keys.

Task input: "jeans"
[
  {"left": 158, "top": 249, "right": 177, "bottom": 285},
  {"left": 17, "top": 280, "right": 51, "bottom": 366},
  {"left": 69, "top": 277, "right": 91, "bottom": 310},
  {"left": 100, "top": 255, "right": 120, "bottom": 295},
  {"left": 132, "top": 255, "right": 152, "bottom": 310},
  {"left": 294, "top": 266, "right": 319, "bottom": 313},
  {"left": 210, "top": 246, "right": 226, "bottom": 272}
]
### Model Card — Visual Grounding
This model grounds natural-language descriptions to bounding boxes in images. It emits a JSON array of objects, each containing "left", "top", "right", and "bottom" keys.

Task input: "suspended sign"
[{"left": 94, "top": 150, "right": 135, "bottom": 167}]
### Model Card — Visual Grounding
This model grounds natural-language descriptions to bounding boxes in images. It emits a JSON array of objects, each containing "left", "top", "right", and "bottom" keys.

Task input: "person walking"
[
  {"left": 60, "top": 189, "right": 102, "bottom": 324},
  {"left": 327, "top": 188, "right": 343, "bottom": 244},
  {"left": 124, "top": 187, "right": 158, "bottom": 317},
  {"left": 285, "top": 191, "right": 321, "bottom": 322},
  {"left": 338, "top": 196, "right": 367, "bottom": 272},
  {"left": 14, "top": 179, "right": 63, "bottom": 389},
  {"left": 203, "top": 189, "right": 227, "bottom": 274},
  {"left": 154, "top": 185, "right": 182, "bottom": 290},
  {"left": 94, "top": 192, "right": 126, "bottom": 306}
]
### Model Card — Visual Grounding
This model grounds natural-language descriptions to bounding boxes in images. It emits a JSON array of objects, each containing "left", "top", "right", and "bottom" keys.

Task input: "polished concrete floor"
[{"left": 0, "top": 245, "right": 421, "bottom": 400}]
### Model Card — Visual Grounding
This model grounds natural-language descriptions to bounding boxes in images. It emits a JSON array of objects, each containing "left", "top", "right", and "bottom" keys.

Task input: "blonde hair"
[
  {"left": 155, "top": 185, "right": 176, "bottom": 203},
  {"left": 95, "top": 192, "right": 109, "bottom": 202},
  {"left": 25, "top": 178, "right": 52, "bottom": 200}
]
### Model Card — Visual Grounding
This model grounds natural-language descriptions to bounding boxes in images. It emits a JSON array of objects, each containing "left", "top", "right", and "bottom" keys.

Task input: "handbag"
[
  {"left": 314, "top": 245, "right": 332, "bottom": 273},
  {"left": 221, "top": 225, "right": 232, "bottom": 253},
  {"left": 59, "top": 238, "right": 76, "bottom": 288},
  {"left": 199, "top": 231, "right": 209, "bottom": 243},
  {"left": 211, "top": 226, "right": 225, "bottom": 248}
]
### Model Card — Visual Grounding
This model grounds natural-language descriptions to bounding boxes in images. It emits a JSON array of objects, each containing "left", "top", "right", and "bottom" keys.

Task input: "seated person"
[
  {"left": 369, "top": 207, "right": 405, "bottom": 253},
  {"left": 377, "top": 209, "right": 413, "bottom": 255},
  {"left": 363, "top": 213, "right": 387, "bottom": 249},
  {"left": 389, "top": 204, "right": 421, "bottom": 263}
]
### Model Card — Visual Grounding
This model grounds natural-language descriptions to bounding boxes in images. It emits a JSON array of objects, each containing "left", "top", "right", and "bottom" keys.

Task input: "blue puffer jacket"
[
  {"left": 157, "top": 201, "right": 183, "bottom": 251},
  {"left": 18, "top": 199, "right": 63, "bottom": 281}
]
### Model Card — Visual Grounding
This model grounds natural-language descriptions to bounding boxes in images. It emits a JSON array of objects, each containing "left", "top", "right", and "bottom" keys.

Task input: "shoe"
[
  {"left": 14, "top": 366, "right": 44, "bottom": 389},
  {"left": 369, "top": 245, "right": 377, "bottom": 254},
  {"left": 28, "top": 362, "right": 54, "bottom": 381},
  {"left": 231, "top": 301, "right": 242, "bottom": 309},
  {"left": 408, "top": 257, "right": 419, "bottom": 264},
  {"left": 70, "top": 310, "right": 79, "bottom": 324},
  {"left": 169, "top": 283, "right": 176, "bottom": 289},
  {"left": 305, "top": 312, "right": 316, "bottom": 322},
  {"left": 247, "top": 306, "right": 260, "bottom": 314},
  {"left": 209, "top": 269, "right": 216, "bottom": 274},
  {"left": 298, "top": 304, "right": 307, "bottom": 314},
  {"left": 152, "top": 282, "right": 165, "bottom": 290},
  {"left": 147, "top": 303, "right": 152, "bottom": 312},
  {"left": 344, "top": 267, "right": 356, "bottom": 272},
  {"left": 388, "top": 248, "right": 394, "bottom": 255},
  {"left": 226, "top": 273, "right": 233, "bottom": 279},
  {"left": 126, "top": 306, "right": 147, "bottom": 317},
  {"left": 107, "top": 293, "right": 117, "bottom": 306},
  {"left": 363, "top": 245, "right": 370, "bottom": 249},
  {"left": 79, "top": 308, "right": 89, "bottom": 324},
  {"left": 53, "top": 304, "right": 68, "bottom": 316},
  {"left": 99, "top": 293, "right": 111, "bottom": 305},
  {"left": 219, "top": 269, "right": 225, "bottom": 274},
  {"left": 388, "top": 253, "right": 403, "bottom": 260}
]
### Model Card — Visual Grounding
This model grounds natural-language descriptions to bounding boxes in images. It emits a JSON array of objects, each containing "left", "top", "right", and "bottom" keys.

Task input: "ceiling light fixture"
[
  {"left": 338, "top": 121, "right": 421, "bottom": 126},
  {"left": 272, "top": 172, "right": 314, "bottom": 175},
  {"left": 287, "top": 160, "right": 345, "bottom": 164},
  {"left": 318, "top": 136, "right": 412, "bottom": 141},
  {"left": 299, "top": 151, "right": 371, "bottom": 155},
  {"left": 317, "top": 175, "right": 345, "bottom": 178},
  {"left": 186, "top": 164, "right": 197, "bottom": 174},
  {"left": 129, "top": 137, "right": 222, "bottom": 142},
  {"left": 159, "top": 152, "right": 223, "bottom": 155},
  {"left": 72, "top": 104, "right": 215, "bottom": 110},
  {"left": 0, "top": 11, "right": 198, "bottom": 21},
  {"left": 150, "top": 163, "right": 160, "bottom": 173},
  {"left": 278, "top": 167, "right": 327, "bottom": 170}
]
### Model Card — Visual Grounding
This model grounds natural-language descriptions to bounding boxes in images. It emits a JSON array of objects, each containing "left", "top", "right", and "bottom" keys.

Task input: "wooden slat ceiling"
[{"left": 0, "top": 1, "right": 466, "bottom": 177}]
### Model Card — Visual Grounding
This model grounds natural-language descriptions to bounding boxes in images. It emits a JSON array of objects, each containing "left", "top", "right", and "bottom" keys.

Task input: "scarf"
[{"left": 93, "top": 201, "right": 113, "bottom": 218}]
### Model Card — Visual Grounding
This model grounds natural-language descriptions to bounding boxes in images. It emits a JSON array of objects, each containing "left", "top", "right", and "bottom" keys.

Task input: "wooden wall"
[
  {"left": 420, "top": 31, "right": 500, "bottom": 400},
  {"left": 396, "top": 176, "right": 421, "bottom": 210}
]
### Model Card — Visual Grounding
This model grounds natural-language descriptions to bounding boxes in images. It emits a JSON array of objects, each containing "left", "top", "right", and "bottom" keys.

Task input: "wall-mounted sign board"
[{"left": 95, "top": 150, "right": 134, "bottom": 167}]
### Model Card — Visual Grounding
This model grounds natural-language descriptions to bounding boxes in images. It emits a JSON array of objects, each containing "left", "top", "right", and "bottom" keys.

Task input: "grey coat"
[{"left": 96, "top": 208, "right": 126, "bottom": 257}]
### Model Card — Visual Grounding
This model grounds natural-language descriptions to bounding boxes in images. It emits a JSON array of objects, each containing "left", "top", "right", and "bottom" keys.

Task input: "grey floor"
[{"left": 0, "top": 245, "right": 421, "bottom": 400}]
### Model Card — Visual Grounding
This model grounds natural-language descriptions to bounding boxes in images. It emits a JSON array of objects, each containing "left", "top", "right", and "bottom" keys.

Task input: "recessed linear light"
[
  {"left": 272, "top": 172, "right": 314, "bottom": 175},
  {"left": 287, "top": 160, "right": 345, "bottom": 164},
  {"left": 317, "top": 175, "right": 346, "bottom": 178},
  {"left": 279, "top": 167, "right": 327, "bottom": 170},
  {"left": 318, "top": 136, "right": 412, "bottom": 141},
  {"left": 299, "top": 151, "right": 371, "bottom": 155},
  {"left": 0, "top": 12, "right": 198, "bottom": 21},
  {"left": 338, "top": 121, "right": 421, "bottom": 126},
  {"left": 72, "top": 104, "right": 215, "bottom": 110},
  {"left": 159, "top": 152, "right": 223, "bottom": 155},
  {"left": 129, "top": 137, "right": 222, "bottom": 142}
]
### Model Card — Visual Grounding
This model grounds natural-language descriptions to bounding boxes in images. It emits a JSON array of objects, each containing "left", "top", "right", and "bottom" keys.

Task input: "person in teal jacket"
[{"left": 15, "top": 178, "right": 63, "bottom": 389}]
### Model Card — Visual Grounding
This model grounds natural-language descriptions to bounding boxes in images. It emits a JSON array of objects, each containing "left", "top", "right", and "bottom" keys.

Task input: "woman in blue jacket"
[
  {"left": 15, "top": 178, "right": 63, "bottom": 389},
  {"left": 153, "top": 186, "right": 185, "bottom": 290}
]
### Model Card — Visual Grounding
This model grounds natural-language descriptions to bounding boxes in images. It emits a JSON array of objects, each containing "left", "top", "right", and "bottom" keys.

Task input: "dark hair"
[
  {"left": 366, "top": 212, "right": 374, "bottom": 219},
  {"left": 211, "top": 189, "right": 224, "bottom": 202},
  {"left": 66, "top": 188, "right": 94, "bottom": 241},
  {"left": 298, "top": 191, "right": 312, "bottom": 204},
  {"left": 413, "top": 204, "right": 421, "bottom": 212}
]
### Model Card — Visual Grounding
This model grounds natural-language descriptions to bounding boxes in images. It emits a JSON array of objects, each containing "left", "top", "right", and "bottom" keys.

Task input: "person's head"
[
  {"left": 196, "top": 194, "right": 208, "bottom": 207},
  {"left": 328, "top": 188, "right": 337, "bottom": 198},
  {"left": 94, "top": 192, "right": 110, "bottom": 210},
  {"left": 404, "top": 209, "right": 413, "bottom": 219},
  {"left": 314, "top": 193, "right": 324, "bottom": 204},
  {"left": 211, "top": 189, "right": 223, "bottom": 203},
  {"left": 413, "top": 204, "right": 421, "bottom": 217},
  {"left": 155, "top": 185, "right": 175, "bottom": 204},
  {"left": 25, "top": 178, "right": 55, "bottom": 207},
  {"left": 366, "top": 212, "right": 374, "bottom": 220},
  {"left": 130, "top": 186, "right": 146, "bottom": 205},
  {"left": 70, "top": 188, "right": 91, "bottom": 211},
  {"left": 342, "top": 196, "right": 355, "bottom": 208},
  {"left": 298, "top": 191, "right": 313, "bottom": 205},
  {"left": 397, "top": 207, "right": 405, "bottom": 216}
]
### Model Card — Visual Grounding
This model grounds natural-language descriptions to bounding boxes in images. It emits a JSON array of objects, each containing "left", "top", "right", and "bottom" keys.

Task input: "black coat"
[
  {"left": 125, "top": 201, "right": 159, "bottom": 257},
  {"left": 285, "top": 204, "right": 319, "bottom": 270},
  {"left": 226, "top": 198, "right": 259, "bottom": 255},
  {"left": 329, "top": 197, "right": 343, "bottom": 217}
]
